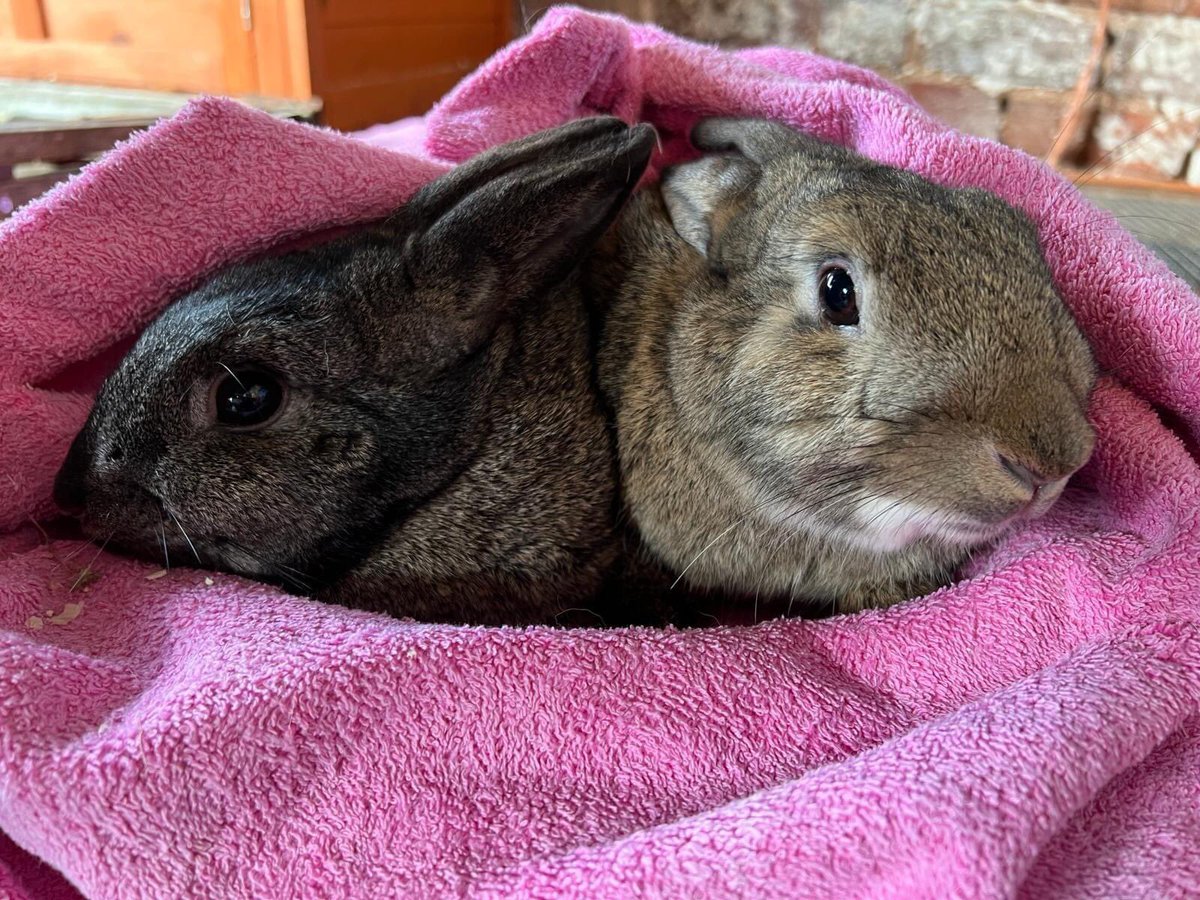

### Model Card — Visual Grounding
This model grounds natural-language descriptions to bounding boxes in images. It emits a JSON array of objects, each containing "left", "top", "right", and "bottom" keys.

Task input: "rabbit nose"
[
  {"left": 998, "top": 454, "right": 1051, "bottom": 491},
  {"left": 996, "top": 436, "right": 1091, "bottom": 500},
  {"left": 93, "top": 437, "right": 126, "bottom": 470}
]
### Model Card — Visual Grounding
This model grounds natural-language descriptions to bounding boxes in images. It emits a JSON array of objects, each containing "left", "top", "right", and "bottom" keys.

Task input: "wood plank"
[
  {"left": 218, "top": 0, "right": 259, "bottom": 95},
  {"left": 40, "top": 0, "right": 223, "bottom": 46},
  {"left": 318, "top": 0, "right": 501, "bottom": 27},
  {"left": 280, "top": 0, "right": 313, "bottom": 97},
  {"left": 30, "top": 0, "right": 255, "bottom": 95},
  {"left": 0, "top": 164, "right": 81, "bottom": 217},
  {"left": 494, "top": 0, "right": 513, "bottom": 47},
  {"left": 10, "top": 0, "right": 47, "bottom": 39},
  {"left": 302, "top": 0, "right": 329, "bottom": 115},
  {"left": 0, "top": 119, "right": 148, "bottom": 165},
  {"left": 0, "top": 78, "right": 320, "bottom": 123},
  {"left": 0, "top": 38, "right": 224, "bottom": 93},
  {"left": 321, "top": 22, "right": 497, "bottom": 87},
  {"left": 251, "top": 0, "right": 311, "bottom": 99},
  {"left": 318, "top": 63, "right": 480, "bottom": 131}
]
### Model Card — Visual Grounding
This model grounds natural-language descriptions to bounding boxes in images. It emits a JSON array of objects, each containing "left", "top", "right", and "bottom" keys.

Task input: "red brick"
[
  {"left": 1000, "top": 89, "right": 1093, "bottom": 160},
  {"left": 903, "top": 80, "right": 1003, "bottom": 141}
]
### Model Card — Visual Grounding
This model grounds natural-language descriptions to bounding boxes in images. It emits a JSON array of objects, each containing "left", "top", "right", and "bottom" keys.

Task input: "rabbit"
[
  {"left": 53, "top": 116, "right": 660, "bottom": 627},
  {"left": 589, "top": 117, "right": 1097, "bottom": 616}
]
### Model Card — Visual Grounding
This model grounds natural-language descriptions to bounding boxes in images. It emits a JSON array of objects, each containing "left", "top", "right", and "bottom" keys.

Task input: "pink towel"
[{"left": 2, "top": 8, "right": 1198, "bottom": 898}]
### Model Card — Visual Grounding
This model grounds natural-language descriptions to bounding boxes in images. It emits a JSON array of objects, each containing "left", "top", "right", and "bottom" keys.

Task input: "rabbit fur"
[
  {"left": 54, "top": 117, "right": 659, "bottom": 626},
  {"left": 589, "top": 117, "right": 1097, "bottom": 615}
]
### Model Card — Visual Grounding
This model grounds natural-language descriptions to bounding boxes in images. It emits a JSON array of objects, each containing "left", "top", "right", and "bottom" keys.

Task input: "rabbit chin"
[
  {"left": 84, "top": 513, "right": 279, "bottom": 582},
  {"left": 843, "top": 497, "right": 1010, "bottom": 554}
]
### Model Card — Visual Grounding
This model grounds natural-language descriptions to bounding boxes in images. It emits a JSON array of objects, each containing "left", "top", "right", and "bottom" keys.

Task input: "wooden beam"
[
  {"left": 0, "top": 120, "right": 150, "bottom": 166},
  {"left": 0, "top": 38, "right": 223, "bottom": 94},
  {"left": 0, "top": 165, "right": 83, "bottom": 218},
  {"left": 251, "top": 0, "right": 313, "bottom": 99},
  {"left": 10, "top": 0, "right": 47, "bottom": 40},
  {"left": 1059, "top": 167, "right": 1200, "bottom": 197}
]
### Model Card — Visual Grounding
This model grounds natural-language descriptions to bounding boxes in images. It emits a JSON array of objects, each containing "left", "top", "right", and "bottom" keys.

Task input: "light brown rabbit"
[{"left": 591, "top": 117, "right": 1097, "bottom": 615}]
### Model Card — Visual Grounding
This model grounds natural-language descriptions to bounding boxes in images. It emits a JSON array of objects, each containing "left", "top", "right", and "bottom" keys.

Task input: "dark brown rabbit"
[
  {"left": 54, "top": 117, "right": 657, "bottom": 626},
  {"left": 591, "top": 117, "right": 1097, "bottom": 615}
]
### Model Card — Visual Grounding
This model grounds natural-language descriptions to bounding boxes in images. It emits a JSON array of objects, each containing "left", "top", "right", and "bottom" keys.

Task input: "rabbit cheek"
[
  {"left": 207, "top": 540, "right": 276, "bottom": 579},
  {"left": 313, "top": 430, "right": 366, "bottom": 461}
]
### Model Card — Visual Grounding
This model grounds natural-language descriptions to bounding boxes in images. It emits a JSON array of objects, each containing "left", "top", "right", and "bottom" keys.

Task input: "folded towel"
[{"left": 1, "top": 8, "right": 1197, "bottom": 898}]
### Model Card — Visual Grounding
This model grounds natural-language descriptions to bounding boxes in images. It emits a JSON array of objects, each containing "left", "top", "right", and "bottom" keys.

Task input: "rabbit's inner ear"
[{"left": 662, "top": 155, "right": 758, "bottom": 259}]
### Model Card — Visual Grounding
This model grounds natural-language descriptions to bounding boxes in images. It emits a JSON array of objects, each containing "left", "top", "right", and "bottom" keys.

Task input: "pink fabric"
[{"left": 1, "top": 8, "right": 1198, "bottom": 897}]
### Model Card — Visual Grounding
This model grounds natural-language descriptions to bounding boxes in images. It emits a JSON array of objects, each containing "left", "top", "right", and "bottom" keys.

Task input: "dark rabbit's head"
[{"left": 55, "top": 117, "right": 656, "bottom": 594}]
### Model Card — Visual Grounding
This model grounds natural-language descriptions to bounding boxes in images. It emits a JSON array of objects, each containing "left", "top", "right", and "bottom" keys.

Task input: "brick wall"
[{"left": 517, "top": 0, "right": 1200, "bottom": 186}]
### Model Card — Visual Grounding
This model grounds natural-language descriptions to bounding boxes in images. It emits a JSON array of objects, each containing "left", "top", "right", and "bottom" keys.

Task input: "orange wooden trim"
[
  {"left": 282, "top": 0, "right": 311, "bottom": 97},
  {"left": 10, "top": 0, "right": 46, "bottom": 40},
  {"left": 304, "top": 0, "right": 514, "bottom": 129},
  {"left": 218, "top": 0, "right": 259, "bottom": 94},
  {"left": 303, "top": 0, "right": 328, "bottom": 115},
  {"left": 319, "top": 0, "right": 505, "bottom": 27},
  {"left": 0, "top": 38, "right": 223, "bottom": 93},
  {"left": 251, "top": 0, "right": 312, "bottom": 99},
  {"left": 1045, "top": 0, "right": 1110, "bottom": 168},
  {"left": 495, "top": 0, "right": 514, "bottom": 47}
]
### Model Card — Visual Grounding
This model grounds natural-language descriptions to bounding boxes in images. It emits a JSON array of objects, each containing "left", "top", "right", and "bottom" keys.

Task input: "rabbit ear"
[
  {"left": 662, "top": 152, "right": 759, "bottom": 259},
  {"left": 664, "top": 117, "right": 806, "bottom": 258},
  {"left": 690, "top": 117, "right": 813, "bottom": 164},
  {"left": 665, "top": 117, "right": 848, "bottom": 259},
  {"left": 400, "top": 118, "right": 657, "bottom": 361},
  {"left": 404, "top": 117, "right": 636, "bottom": 230}
]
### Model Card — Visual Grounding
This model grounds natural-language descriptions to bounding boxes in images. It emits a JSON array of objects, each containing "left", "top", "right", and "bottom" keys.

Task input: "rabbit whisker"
[
  {"left": 158, "top": 522, "right": 171, "bottom": 570},
  {"left": 765, "top": 476, "right": 872, "bottom": 557},
  {"left": 273, "top": 562, "right": 315, "bottom": 592},
  {"left": 217, "top": 363, "right": 245, "bottom": 389},
  {"left": 554, "top": 606, "right": 607, "bottom": 626},
  {"left": 171, "top": 516, "right": 203, "bottom": 566},
  {"left": 1038, "top": 100, "right": 1200, "bottom": 222},
  {"left": 670, "top": 518, "right": 746, "bottom": 590},
  {"left": 70, "top": 531, "right": 113, "bottom": 591},
  {"left": 1073, "top": 106, "right": 1200, "bottom": 191},
  {"left": 180, "top": 375, "right": 205, "bottom": 404},
  {"left": 1041, "top": 0, "right": 1184, "bottom": 166},
  {"left": 667, "top": 482, "right": 836, "bottom": 591},
  {"left": 222, "top": 540, "right": 314, "bottom": 593},
  {"left": 54, "top": 535, "right": 102, "bottom": 571}
]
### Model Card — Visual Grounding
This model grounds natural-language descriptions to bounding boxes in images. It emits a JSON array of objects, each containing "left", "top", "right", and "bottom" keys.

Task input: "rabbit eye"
[
  {"left": 819, "top": 265, "right": 859, "bottom": 327},
  {"left": 212, "top": 369, "right": 286, "bottom": 429}
]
